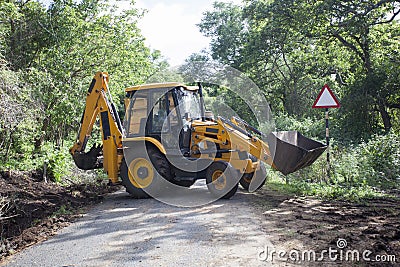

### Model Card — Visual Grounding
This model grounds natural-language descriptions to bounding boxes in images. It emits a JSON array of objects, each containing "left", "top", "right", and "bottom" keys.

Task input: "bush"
[
  {"left": 41, "top": 143, "right": 71, "bottom": 183},
  {"left": 270, "top": 131, "right": 400, "bottom": 201},
  {"left": 273, "top": 113, "right": 325, "bottom": 140},
  {"left": 349, "top": 132, "right": 400, "bottom": 187},
  {"left": 1, "top": 141, "right": 72, "bottom": 183},
  {"left": 329, "top": 131, "right": 399, "bottom": 189}
]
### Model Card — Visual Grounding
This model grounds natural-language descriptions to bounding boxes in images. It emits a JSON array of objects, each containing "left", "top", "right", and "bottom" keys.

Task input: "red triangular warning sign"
[{"left": 312, "top": 84, "right": 340, "bottom": 108}]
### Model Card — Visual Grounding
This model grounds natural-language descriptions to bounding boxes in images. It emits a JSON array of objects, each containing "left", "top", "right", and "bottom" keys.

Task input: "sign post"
[{"left": 312, "top": 84, "right": 340, "bottom": 181}]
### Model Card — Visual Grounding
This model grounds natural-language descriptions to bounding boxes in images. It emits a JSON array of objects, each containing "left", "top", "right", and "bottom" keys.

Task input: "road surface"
[{"left": 3, "top": 187, "right": 275, "bottom": 266}]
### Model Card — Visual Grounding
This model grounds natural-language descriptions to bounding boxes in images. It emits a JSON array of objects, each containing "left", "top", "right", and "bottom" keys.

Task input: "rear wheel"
[
  {"left": 239, "top": 163, "right": 267, "bottom": 192},
  {"left": 206, "top": 161, "right": 238, "bottom": 199},
  {"left": 121, "top": 146, "right": 172, "bottom": 198},
  {"left": 120, "top": 156, "right": 152, "bottom": 198}
]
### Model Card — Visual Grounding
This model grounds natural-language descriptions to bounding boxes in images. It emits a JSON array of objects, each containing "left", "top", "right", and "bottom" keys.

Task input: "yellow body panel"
[
  {"left": 123, "top": 136, "right": 167, "bottom": 155},
  {"left": 125, "top": 82, "right": 182, "bottom": 92},
  {"left": 190, "top": 118, "right": 273, "bottom": 174}
]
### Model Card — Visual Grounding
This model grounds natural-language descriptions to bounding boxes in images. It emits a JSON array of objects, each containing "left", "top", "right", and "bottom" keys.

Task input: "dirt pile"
[
  {"left": 256, "top": 189, "right": 400, "bottom": 266},
  {"left": 0, "top": 170, "right": 118, "bottom": 261}
]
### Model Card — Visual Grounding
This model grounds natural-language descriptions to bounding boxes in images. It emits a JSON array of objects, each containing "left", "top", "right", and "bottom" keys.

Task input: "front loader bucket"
[{"left": 267, "top": 131, "right": 327, "bottom": 175}]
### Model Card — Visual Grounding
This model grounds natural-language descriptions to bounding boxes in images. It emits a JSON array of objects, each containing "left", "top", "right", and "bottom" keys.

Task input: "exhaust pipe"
[{"left": 197, "top": 82, "right": 206, "bottom": 122}]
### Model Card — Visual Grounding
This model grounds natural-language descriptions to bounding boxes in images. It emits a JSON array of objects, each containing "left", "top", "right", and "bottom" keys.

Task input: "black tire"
[
  {"left": 120, "top": 159, "right": 150, "bottom": 199},
  {"left": 239, "top": 163, "right": 267, "bottom": 192},
  {"left": 120, "top": 146, "right": 172, "bottom": 198},
  {"left": 239, "top": 173, "right": 253, "bottom": 191},
  {"left": 147, "top": 146, "right": 173, "bottom": 181},
  {"left": 206, "top": 161, "right": 239, "bottom": 199},
  {"left": 171, "top": 180, "right": 195, "bottom": 187},
  {"left": 149, "top": 146, "right": 194, "bottom": 188}
]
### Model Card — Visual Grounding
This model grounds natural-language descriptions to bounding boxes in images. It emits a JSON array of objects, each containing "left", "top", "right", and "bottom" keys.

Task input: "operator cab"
[{"left": 124, "top": 83, "right": 205, "bottom": 155}]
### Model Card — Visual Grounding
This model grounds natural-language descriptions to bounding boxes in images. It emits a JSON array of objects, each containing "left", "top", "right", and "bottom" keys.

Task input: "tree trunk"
[
  {"left": 34, "top": 117, "right": 50, "bottom": 152},
  {"left": 378, "top": 102, "right": 392, "bottom": 132}
]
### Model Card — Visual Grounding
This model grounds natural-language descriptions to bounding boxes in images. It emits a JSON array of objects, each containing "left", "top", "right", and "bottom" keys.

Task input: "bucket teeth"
[{"left": 72, "top": 144, "right": 103, "bottom": 170}]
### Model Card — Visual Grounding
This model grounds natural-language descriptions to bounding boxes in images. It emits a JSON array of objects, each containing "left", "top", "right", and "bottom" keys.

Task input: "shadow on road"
[{"left": 30, "top": 186, "right": 285, "bottom": 266}]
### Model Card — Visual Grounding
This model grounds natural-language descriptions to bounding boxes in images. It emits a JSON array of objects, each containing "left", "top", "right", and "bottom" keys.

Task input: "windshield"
[{"left": 176, "top": 87, "right": 202, "bottom": 120}]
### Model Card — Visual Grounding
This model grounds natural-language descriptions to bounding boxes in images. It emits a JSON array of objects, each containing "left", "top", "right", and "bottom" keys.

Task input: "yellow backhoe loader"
[{"left": 70, "top": 72, "right": 326, "bottom": 199}]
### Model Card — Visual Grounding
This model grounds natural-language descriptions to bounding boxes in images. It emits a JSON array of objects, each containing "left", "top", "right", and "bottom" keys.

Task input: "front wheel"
[
  {"left": 239, "top": 163, "right": 267, "bottom": 192},
  {"left": 206, "top": 161, "right": 239, "bottom": 199}
]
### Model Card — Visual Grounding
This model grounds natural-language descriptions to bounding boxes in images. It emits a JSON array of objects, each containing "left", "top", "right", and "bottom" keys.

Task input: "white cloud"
[
  {"left": 136, "top": 1, "right": 211, "bottom": 66},
  {"left": 135, "top": 0, "right": 242, "bottom": 66}
]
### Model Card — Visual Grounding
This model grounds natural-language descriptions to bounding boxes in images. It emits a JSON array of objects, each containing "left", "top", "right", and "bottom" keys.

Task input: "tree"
[
  {"left": 198, "top": 2, "right": 245, "bottom": 67},
  {"left": 0, "top": 64, "right": 39, "bottom": 163},
  {"left": 1, "top": 0, "right": 51, "bottom": 70},
  {"left": 311, "top": 0, "right": 400, "bottom": 133},
  {"left": 1, "top": 0, "right": 158, "bottom": 149},
  {"left": 198, "top": 0, "right": 400, "bottom": 139},
  {"left": 0, "top": 0, "right": 159, "bottom": 169}
]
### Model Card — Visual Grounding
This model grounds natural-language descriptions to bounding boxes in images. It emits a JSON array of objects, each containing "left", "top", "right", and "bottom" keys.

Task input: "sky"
[
  {"left": 39, "top": 0, "right": 242, "bottom": 66},
  {"left": 132, "top": 0, "right": 242, "bottom": 66}
]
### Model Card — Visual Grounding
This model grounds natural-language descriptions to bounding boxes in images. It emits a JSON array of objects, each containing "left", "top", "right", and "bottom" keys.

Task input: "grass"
[
  {"left": 52, "top": 205, "right": 73, "bottom": 217},
  {"left": 265, "top": 174, "right": 389, "bottom": 203}
]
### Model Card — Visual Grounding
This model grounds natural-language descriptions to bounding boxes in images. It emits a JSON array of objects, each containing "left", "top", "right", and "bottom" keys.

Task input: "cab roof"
[{"left": 125, "top": 82, "right": 199, "bottom": 92}]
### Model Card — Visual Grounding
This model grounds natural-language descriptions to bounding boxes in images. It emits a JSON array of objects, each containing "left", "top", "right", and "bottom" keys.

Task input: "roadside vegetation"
[
  {"left": 196, "top": 0, "right": 399, "bottom": 201},
  {"left": 0, "top": 0, "right": 166, "bottom": 181},
  {"left": 0, "top": 0, "right": 399, "bottom": 261},
  {"left": 265, "top": 117, "right": 400, "bottom": 203}
]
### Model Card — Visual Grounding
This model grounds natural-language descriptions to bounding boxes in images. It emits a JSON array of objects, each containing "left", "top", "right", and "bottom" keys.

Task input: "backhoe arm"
[
  {"left": 216, "top": 116, "right": 326, "bottom": 175},
  {"left": 216, "top": 117, "right": 274, "bottom": 167},
  {"left": 69, "top": 72, "right": 123, "bottom": 183}
]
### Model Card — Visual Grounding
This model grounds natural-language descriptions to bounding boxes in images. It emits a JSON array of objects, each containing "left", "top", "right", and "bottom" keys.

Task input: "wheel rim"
[
  {"left": 211, "top": 170, "right": 227, "bottom": 190},
  {"left": 128, "top": 158, "right": 154, "bottom": 188}
]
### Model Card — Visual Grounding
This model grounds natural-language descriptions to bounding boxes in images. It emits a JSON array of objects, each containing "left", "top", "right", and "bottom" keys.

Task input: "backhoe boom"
[{"left": 69, "top": 72, "right": 123, "bottom": 183}]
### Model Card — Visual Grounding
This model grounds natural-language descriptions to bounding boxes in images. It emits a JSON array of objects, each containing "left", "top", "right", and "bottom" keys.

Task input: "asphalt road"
[{"left": 3, "top": 185, "right": 274, "bottom": 267}]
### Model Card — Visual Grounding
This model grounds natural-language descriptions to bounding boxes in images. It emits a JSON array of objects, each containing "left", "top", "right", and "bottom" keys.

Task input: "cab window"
[
  {"left": 127, "top": 91, "right": 148, "bottom": 136},
  {"left": 150, "top": 92, "right": 169, "bottom": 133}
]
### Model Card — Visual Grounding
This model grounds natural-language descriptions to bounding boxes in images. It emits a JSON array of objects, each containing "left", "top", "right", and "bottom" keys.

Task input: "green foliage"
[
  {"left": 41, "top": 143, "right": 71, "bottom": 183},
  {"left": 273, "top": 113, "right": 325, "bottom": 140},
  {"left": 0, "top": 65, "right": 40, "bottom": 165},
  {"left": 267, "top": 178, "right": 384, "bottom": 203},
  {"left": 360, "top": 133, "right": 400, "bottom": 187},
  {"left": 198, "top": 2, "right": 245, "bottom": 65},
  {"left": 2, "top": 141, "right": 71, "bottom": 183},
  {"left": 205, "top": 89, "right": 258, "bottom": 127},
  {"left": 337, "top": 132, "right": 400, "bottom": 187},
  {"left": 0, "top": 0, "right": 159, "bottom": 183},
  {"left": 198, "top": 0, "right": 400, "bottom": 138}
]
